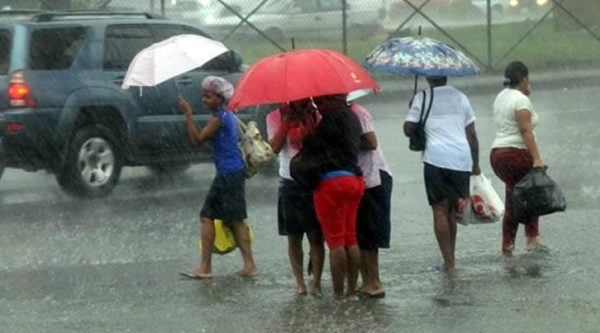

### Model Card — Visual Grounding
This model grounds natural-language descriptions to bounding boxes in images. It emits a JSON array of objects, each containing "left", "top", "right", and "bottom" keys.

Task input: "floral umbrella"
[{"left": 362, "top": 36, "right": 479, "bottom": 78}]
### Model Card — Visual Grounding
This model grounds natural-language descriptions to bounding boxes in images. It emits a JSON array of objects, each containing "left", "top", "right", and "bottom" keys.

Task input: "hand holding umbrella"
[{"left": 178, "top": 96, "right": 193, "bottom": 117}]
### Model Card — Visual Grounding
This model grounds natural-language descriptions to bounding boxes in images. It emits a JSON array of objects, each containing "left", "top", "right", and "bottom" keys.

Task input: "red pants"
[
  {"left": 313, "top": 176, "right": 364, "bottom": 249},
  {"left": 490, "top": 148, "right": 539, "bottom": 251}
]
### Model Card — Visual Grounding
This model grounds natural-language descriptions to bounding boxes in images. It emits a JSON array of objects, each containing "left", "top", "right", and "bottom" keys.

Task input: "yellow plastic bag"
[{"left": 199, "top": 219, "right": 255, "bottom": 255}]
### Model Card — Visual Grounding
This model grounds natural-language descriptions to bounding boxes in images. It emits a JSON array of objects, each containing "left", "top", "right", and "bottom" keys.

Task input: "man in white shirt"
[{"left": 404, "top": 76, "right": 480, "bottom": 275}]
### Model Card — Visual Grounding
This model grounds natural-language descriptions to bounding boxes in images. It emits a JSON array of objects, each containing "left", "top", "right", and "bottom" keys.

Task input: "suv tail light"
[{"left": 8, "top": 70, "right": 36, "bottom": 108}]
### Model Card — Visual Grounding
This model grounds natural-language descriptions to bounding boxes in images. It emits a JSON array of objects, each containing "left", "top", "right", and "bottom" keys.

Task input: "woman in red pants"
[
  {"left": 297, "top": 95, "right": 364, "bottom": 301},
  {"left": 490, "top": 61, "right": 543, "bottom": 257}
]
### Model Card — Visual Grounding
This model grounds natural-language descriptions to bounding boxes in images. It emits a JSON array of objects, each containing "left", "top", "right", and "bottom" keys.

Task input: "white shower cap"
[{"left": 201, "top": 75, "right": 234, "bottom": 100}]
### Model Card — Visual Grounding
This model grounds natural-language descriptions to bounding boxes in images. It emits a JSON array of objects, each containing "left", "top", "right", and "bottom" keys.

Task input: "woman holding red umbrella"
[{"left": 295, "top": 94, "right": 365, "bottom": 301}]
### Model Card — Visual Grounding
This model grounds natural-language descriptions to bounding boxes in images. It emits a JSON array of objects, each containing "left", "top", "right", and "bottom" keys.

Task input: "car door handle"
[
  {"left": 176, "top": 78, "right": 193, "bottom": 85},
  {"left": 112, "top": 75, "right": 125, "bottom": 84}
]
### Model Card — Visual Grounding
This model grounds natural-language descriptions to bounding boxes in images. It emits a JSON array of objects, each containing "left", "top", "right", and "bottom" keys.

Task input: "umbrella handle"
[
  {"left": 413, "top": 75, "right": 418, "bottom": 96},
  {"left": 174, "top": 80, "right": 182, "bottom": 96}
]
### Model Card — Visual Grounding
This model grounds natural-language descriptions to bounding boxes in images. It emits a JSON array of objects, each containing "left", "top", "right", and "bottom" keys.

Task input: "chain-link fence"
[{"left": 4, "top": 0, "right": 600, "bottom": 72}]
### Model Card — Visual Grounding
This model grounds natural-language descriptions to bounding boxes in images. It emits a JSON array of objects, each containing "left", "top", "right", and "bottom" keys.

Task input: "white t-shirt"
[
  {"left": 406, "top": 85, "right": 476, "bottom": 172},
  {"left": 350, "top": 103, "right": 392, "bottom": 189},
  {"left": 266, "top": 110, "right": 296, "bottom": 180},
  {"left": 491, "top": 88, "right": 538, "bottom": 149}
]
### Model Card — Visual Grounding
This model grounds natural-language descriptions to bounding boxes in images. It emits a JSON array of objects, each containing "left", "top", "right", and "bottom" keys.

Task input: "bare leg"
[
  {"left": 288, "top": 234, "right": 307, "bottom": 294},
  {"left": 525, "top": 221, "right": 541, "bottom": 251},
  {"left": 449, "top": 201, "right": 458, "bottom": 265},
  {"left": 360, "top": 248, "right": 384, "bottom": 295},
  {"left": 306, "top": 233, "right": 325, "bottom": 295},
  {"left": 190, "top": 217, "right": 214, "bottom": 277},
  {"left": 358, "top": 259, "right": 368, "bottom": 292},
  {"left": 345, "top": 245, "right": 361, "bottom": 299},
  {"left": 432, "top": 200, "right": 456, "bottom": 274},
  {"left": 231, "top": 220, "right": 258, "bottom": 277},
  {"left": 329, "top": 247, "right": 347, "bottom": 300}
]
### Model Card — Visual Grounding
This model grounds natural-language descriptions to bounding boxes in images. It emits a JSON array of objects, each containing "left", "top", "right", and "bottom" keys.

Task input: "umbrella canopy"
[
  {"left": 362, "top": 37, "right": 479, "bottom": 77},
  {"left": 122, "top": 34, "right": 228, "bottom": 89},
  {"left": 228, "top": 49, "right": 379, "bottom": 110}
]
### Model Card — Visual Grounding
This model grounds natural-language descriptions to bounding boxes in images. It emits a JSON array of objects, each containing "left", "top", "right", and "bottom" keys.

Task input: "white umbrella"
[{"left": 121, "top": 34, "right": 229, "bottom": 90}]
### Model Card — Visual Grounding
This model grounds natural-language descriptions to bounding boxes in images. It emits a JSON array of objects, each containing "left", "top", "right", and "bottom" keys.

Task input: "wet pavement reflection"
[{"left": 1, "top": 85, "right": 600, "bottom": 331}]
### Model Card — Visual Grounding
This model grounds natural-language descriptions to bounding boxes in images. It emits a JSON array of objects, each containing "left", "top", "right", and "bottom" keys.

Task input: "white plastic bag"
[
  {"left": 453, "top": 197, "right": 472, "bottom": 226},
  {"left": 469, "top": 174, "right": 504, "bottom": 224}
]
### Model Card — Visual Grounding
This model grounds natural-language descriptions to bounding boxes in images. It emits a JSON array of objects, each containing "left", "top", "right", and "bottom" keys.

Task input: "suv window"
[
  {"left": 104, "top": 25, "right": 154, "bottom": 70},
  {"left": 0, "top": 29, "right": 10, "bottom": 75},
  {"left": 151, "top": 24, "right": 209, "bottom": 42},
  {"left": 28, "top": 27, "right": 87, "bottom": 70}
]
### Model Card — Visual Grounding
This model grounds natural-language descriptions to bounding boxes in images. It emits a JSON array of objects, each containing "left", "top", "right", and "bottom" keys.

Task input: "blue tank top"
[{"left": 213, "top": 108, "right": 245, "bottom": 174}]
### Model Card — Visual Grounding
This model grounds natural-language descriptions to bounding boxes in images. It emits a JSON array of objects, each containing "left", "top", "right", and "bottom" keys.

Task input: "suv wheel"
[{"left": 57, "top": 125, "right": 123, "bottom": 198}]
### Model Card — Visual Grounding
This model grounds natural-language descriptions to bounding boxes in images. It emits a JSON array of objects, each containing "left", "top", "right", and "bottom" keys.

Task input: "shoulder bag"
[
  {"left": 409, "top": 86, "right": 434, "bottom": 152},
  {"left": 234, "top": 115, "right": 275, "bottom": 177}
]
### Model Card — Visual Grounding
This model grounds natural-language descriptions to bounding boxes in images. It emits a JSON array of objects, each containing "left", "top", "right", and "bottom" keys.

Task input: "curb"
[{"left": 373, "top": 67, "right": 600, "bottom": 98}]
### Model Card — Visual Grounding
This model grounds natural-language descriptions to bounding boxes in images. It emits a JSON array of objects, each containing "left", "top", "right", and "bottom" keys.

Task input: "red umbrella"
[{"left": 227, "top": 49, "right": 379, "bottom": 110}]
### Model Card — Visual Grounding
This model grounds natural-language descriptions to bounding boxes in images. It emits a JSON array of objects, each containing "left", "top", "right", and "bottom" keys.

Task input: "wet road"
[{"left": 1, "top": 82, "right": 600, "bottom": 332}]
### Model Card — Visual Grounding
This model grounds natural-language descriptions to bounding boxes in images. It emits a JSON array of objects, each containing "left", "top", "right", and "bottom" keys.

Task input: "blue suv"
[{"left": 0, "top": 10, "right": 266, "bottom": 198}]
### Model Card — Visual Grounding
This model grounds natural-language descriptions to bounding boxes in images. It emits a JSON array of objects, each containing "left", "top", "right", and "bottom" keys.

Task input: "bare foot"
[
  {"left": 296, "top": 285, "right": 308, "bottom": 295},
  {"left": 502, "top": 244, "right": 515, "bottom": 258},
  {"left": 309, "top": 279, "right": 321, "bottom": 296},
  {"left": 236, "top": 268, "right": 258, "bottom": 278},
  {"left": 362, "top": 286, "right": 385, "bottom": 296},
  {"left": 526, "top": 237, "right": 541, "bottom": 251},
  {"left": 310, "top": 289, "right": 322, "bottom": 297},
  {"left": 345, "top": 293, "right": 359, "bottom": 302}
]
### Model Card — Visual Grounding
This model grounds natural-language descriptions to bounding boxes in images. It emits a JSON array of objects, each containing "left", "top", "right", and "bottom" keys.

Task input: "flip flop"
[
  {"left": 178, "top": 271, "right": 212, "bottom": 279},
  {"left": 357, "top": 290, "right": 386, "bottom": 299},
  {"left": 433, "top": 264, "right": 446, "bottom": 273}
]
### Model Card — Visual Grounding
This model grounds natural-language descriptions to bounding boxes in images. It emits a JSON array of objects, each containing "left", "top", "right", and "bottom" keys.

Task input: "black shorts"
[
  {"left": 277, "top": 178, "right": 321, "bottom": 236},
  {"left": 423, "top": 162, "right": 470, "bottom": 205},
  {"left": 357, "top": 170, "right": 393, "bottom": 250},
  {"left": 200, "top": 169, "right": 247, "bottom": 222}
]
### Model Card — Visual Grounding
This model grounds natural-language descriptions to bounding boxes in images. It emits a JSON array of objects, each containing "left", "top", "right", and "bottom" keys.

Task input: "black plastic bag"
[{"left": 512, "top": 167, "right": 566, "bottom": 221}]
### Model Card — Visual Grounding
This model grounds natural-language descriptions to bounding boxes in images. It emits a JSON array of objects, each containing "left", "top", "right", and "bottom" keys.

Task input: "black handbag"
[
  {"left": 512, "top": 167, "right": 567, "bottom": 221},
  {"left": 289, "top": 152, "right": 321, "bottom": 191},
  {"left": 409, "top": 87, "right": 434, "bottom": 152}
]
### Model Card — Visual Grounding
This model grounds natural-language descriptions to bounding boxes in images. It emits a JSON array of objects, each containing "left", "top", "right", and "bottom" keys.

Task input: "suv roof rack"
[
  {"left": 31, "top": 10, "right": 164, "bottom": 22},
  {"left": 0, "top": 9, "right": 44, "bottom": 16}
]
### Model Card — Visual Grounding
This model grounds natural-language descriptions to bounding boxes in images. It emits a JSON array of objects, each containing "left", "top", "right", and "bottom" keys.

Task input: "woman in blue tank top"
[{"left": 178, "top": 76, "right": 257, "bottom": 279}]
